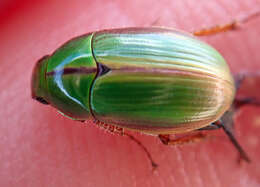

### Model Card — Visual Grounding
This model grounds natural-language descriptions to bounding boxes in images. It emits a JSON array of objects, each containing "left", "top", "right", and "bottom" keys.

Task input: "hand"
[{"left": 1, "top": 1, "right": 260, "bottom": 186}]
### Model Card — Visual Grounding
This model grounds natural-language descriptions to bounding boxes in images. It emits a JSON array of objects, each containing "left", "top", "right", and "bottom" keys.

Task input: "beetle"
[{"left": 31, "top": 26, "right": 256, "bottom": 168}]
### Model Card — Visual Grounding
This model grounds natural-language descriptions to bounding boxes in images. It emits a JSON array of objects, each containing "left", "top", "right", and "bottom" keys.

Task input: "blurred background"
[{"left": 1, "top": 0, "right": 260, "bottom": 187}]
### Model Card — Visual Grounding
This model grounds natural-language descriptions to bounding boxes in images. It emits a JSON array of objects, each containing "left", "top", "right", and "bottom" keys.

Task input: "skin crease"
[{"left": 1, "top": 0, "right": 260, "bottom": 186}]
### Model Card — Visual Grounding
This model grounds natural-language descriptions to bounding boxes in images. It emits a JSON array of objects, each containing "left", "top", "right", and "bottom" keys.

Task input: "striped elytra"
[{"left": 31, "top": 27, "right": 235, "bottom": 134}]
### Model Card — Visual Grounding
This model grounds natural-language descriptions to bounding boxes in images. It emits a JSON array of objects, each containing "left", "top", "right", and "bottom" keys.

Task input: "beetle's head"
[
  {"left": 31, "top": 55, "right": 50, "bottom": 105},
  {"left": 31, "top": 34, "right": 99, "bottom": 120}
]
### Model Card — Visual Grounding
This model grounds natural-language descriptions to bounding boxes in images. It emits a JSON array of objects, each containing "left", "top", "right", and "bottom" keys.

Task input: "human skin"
[{"left": 1, "top": 0, "right": 260, "bottom": 187}]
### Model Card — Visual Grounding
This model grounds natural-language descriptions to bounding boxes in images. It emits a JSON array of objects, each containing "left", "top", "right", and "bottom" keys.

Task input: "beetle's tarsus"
[
  {"left": 199, "top": 120, "right": 251, "bottom": 163},
  {"left": 237, "top": 154, "right": 251, "bottom": 165},
  {"left": 124, "top": 132, "right": 159, "bottom": 170},
  {"left": 217, "top": 120, "right": 251, "bottom": 163},
  {"left": 92, "top": 119, "right": 158, "bottom": 170}
]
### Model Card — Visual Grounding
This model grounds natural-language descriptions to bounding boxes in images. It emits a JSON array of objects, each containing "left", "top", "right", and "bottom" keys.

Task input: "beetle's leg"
[
  {"left": 93, "top": 119, "right": 124, "bottom": 135},
  {"left": 77, "top": 120, "right": 86, "bottom": 123},
  {"left": 195, "top": 120, "right": 251, "bottom": 163},
  {"left": 93, "top": 119, "right": 158, "bottom": 169},
  {"left": 193, "top": 9, "right": 260, "bottom": 36},
  {"left": 214, "top": 120, "right": 251, "bottom": 163},
  {"left": 158, "top": 133, "right": 207, "bottom": 146},
  {"left": 123, "top": 132, "right": 158, "bottom": 169},
  {"left": 234, "top": 73, "right": 245, "bottom": 90},
  {"left": 193, "top": 21, "right": 238, "bottom": 36},
  {"left": 197, "top": 123, "right": 221, "bottom": 131},
  {"left": 234, "top": 97, "right": 260, "bottom": 109},
  {"left": 233, "top": 73, "right": 260, "bottom": 109}
]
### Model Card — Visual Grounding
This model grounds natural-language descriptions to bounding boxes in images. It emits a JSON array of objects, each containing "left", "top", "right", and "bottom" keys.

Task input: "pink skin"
[{"left": 1, "top": 0, "right": 260, "bottom": 186}]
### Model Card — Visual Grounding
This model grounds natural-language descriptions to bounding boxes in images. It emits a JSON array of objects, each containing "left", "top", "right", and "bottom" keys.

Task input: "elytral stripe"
[
  {"left": 46, "top": 67, "right": 97, "bottom": 76},
  {"left": 103, "top": 65, "right": 233, "bottom": 86}
]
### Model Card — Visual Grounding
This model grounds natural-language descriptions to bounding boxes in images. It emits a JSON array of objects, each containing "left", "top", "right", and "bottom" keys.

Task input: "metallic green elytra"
[{"left": 32, "top": 27, "right": 235, "bottom": 135}]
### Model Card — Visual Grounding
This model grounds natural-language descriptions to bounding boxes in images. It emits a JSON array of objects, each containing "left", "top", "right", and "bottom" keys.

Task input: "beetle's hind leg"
[
  {"left": 198, "top": 120, "right": 251, "bottom": 163},
  {"left": 193, "top": 9, "right": 260, "bottom": 36},
  {"left": 159, "top": 120, "right": 250, "bottom": 163},
  {"left": 93, "top": 119, "right": 158, "bottom": 169},
  {"left": 158, "top": 133, "right": 207, "bottom": 146},
  {"left": 197, "top": 123, "right": 221, "bottom": 131},
  {"left": 213, "top": 120, "right": 251, "bottom": 163}
]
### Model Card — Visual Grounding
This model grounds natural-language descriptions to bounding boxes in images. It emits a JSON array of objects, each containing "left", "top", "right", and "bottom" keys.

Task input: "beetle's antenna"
[{"left": 216, "top": 120, "right": 251, "bottom": 163}]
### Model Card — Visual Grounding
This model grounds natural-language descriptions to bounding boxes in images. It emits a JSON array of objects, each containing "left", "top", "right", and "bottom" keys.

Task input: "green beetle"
[{"left": 31, "top": 27, "right": 250, "bottom": 165}]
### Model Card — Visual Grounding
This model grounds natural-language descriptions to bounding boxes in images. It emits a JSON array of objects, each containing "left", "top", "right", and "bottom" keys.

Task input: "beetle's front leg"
[
  {"left": 158, "top": 133, "right": 207, "bottom": 146},
  {"left": 93, "top": 119, "right": 124, "bottom": 135},
  {"left": 193, "top": 9, "right": 260, "bottom": 36},
  {"left": 93, "top": 119, "right": 158, "bottom": 169}
]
